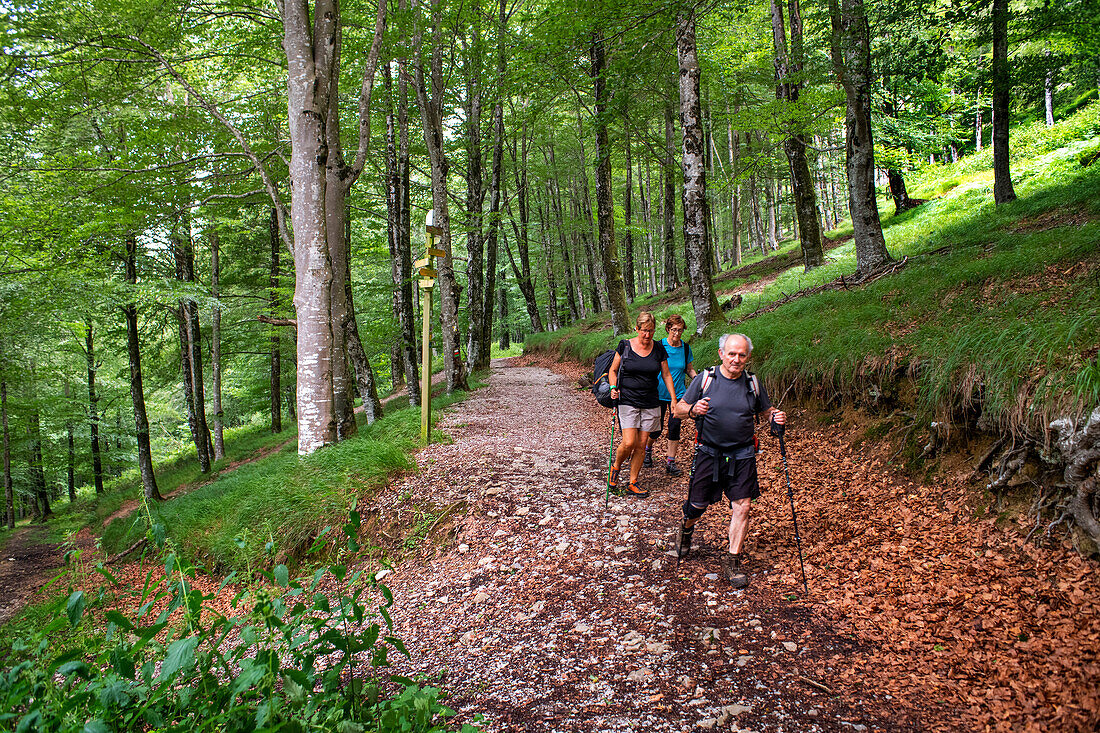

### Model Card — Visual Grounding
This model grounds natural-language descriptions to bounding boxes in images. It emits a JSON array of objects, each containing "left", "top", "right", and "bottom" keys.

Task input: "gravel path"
[{"left": 378, "top": 356, "right": 917, "bottom": 732}]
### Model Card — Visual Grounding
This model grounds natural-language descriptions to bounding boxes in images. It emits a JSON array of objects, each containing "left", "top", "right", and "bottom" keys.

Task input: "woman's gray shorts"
[{"left": 617, "top": 404, "right": 662, "bottom": 432}]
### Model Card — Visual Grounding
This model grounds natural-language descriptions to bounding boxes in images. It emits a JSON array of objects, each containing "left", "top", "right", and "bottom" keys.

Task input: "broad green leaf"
[
  {"left": 66, "top": 591, "right": 85, "bottom": 628},
  {"left": 156, "top": 636, "right": 199, "bottom": 682}
]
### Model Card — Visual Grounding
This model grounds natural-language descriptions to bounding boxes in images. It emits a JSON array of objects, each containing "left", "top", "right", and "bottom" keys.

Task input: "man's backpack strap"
[{"left": 700, "top": 367, "right": 761, "bottom": 421}]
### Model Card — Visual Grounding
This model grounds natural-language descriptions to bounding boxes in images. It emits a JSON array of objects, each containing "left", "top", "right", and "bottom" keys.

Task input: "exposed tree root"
[
  {"left": 1049, "top": 407, "right": 1100, "bottom": 551},
  {"left": 107, "top": 537, "right": 148, "bottom": 565},
  {"left": 728, "top": 257, "right": 909, "bottom": 326},
  {"left": 986, "top": 443, "right": 1029, "bottom": 492}
]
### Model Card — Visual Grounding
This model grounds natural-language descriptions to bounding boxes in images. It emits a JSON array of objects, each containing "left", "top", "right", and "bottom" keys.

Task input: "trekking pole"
[
  {"left": 771, "top": 419, "right": 808, "bottom": 595},
  {"left": 605, "top": 414, "right": 616, "bottom": 510}
]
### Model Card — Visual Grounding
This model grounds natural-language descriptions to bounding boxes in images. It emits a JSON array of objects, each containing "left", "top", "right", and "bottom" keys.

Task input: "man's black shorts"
[{"left": 687, "top": 453, "right": 760, "bottom": 508}]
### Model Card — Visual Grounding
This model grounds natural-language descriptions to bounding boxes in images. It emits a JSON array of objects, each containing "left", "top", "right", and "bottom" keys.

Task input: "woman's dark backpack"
[{"left": 591, "top": 348, "right": 618, "bottom": 408}]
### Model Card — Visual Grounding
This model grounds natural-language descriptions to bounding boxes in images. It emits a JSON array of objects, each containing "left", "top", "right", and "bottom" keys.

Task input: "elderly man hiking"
[{"left": 673, "top": 333, "right": 785, "bottom": 588}]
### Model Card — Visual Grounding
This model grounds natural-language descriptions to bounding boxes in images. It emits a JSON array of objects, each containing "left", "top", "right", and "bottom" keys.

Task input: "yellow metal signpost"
[{"left": 421, "top": 210, "right": 444, "bottom": 443}]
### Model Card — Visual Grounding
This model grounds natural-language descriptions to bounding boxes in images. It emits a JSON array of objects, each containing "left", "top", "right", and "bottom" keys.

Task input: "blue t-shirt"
[{"left": 657, "top": 339, "right": 693, "bottom": 402}]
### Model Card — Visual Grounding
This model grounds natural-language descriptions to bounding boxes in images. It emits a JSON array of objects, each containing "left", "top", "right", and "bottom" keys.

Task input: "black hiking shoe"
[
  {"left": 642, "top": 450, "right": 653, "bottom": 468},
  {"left": 721, "top": 553, "right": 749, "bottom": 589},
  {"left": 676, "top": 521, "right": 694, "bottom": 559},
  {"left": 627, "top": 482, "right": 650, "bottom": 499},
  {"left": 665, "top": 460, "right": 683, "bottom": 476}
]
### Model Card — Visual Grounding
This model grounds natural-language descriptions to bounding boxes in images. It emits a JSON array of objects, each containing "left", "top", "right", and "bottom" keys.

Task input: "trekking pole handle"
[{"left": 770, "top": 417, "right": 787, "bottom": 458}]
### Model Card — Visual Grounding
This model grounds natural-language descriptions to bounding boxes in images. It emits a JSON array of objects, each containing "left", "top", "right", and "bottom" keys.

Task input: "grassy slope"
[
  {"left": 528, "top": 105, "right": 1100, "bottom": 437},
  {"left": 99, "top": 385, "right": 478, "bottom": 573}
]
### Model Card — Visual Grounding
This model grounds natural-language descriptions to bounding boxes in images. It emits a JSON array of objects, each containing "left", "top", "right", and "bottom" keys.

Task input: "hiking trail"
[{"left": 376, "top": 356, "right": 914, "bottom": 732}]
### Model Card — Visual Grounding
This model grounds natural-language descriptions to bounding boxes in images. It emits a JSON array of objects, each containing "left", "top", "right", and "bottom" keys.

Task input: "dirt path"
[
  {"left": 377, "top": 356, "right": 917, "bottom": 732},
  {"left": 0, "top": 527, "right": 67, "bottom": 626}
]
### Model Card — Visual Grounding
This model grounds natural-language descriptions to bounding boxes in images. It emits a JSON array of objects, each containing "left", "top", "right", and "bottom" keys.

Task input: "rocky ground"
[{"left": 373, "top": 356, "right": 926, "bottom": 732}]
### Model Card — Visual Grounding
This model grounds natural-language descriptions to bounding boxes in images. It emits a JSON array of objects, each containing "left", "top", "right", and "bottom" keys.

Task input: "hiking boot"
[
  {"left": 627, "top": 482, "right": 650, "bottom": 499},
  {"left": 721, "top": 553, "right": 749, "bottom": 589},
  {"left": 608, "top": 468, "right": 625, "bottom": 496},
  {"left": 676, "top": 521, "right": 694, "bottom": 559},
  {"left": 642, "top": 450, "right": 653, "bottom": 468},
  {"left": 665, "top": 460, "right": 683, "bottom": 477}
]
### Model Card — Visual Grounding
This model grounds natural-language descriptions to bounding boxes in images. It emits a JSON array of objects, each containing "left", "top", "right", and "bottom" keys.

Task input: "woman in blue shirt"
[{"left": 645, "top": 314, "right": 696, "bottom": 475}]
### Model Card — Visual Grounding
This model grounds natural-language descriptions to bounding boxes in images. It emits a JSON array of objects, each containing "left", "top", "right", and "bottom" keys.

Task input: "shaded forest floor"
[{"left": 367, "top": 354, "right": 1099, "bottom": 732}]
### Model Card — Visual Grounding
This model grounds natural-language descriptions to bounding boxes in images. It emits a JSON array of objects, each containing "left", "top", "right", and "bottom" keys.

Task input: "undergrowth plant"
[{"left": 0, "top": 507, "right": 479, "bottom": 733}]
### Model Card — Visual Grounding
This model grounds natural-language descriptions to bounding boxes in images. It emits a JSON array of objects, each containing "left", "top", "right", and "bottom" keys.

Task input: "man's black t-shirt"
[
  {"left": 682, "top": 368, "right": 771, "bottom": 450},
  {"left": 615, "top": 339, "right": 668, "bottom": 409}
]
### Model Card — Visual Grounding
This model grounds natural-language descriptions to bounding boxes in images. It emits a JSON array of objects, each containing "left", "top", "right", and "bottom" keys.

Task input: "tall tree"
[
  {"left": 829, "top": 0, "right": 893, "bottom": 274},
  {"left": 589, "top": 29, "right": 631, "bottom": 334},
  {"left": 383, "top": 60, "right": 420, "bottom": 403},
  {"left": 991, "top": 0, "right": 1017, "bottom": 204},
  {"left": 415, "top": 0, "right": 468, "bottom": 393},
  {"left": 1, "top": 342, "right": 12, "bottom": 529},
  {"left": 676, "top": 8, "right": 724, "bottom": 332},
  {"left": 171, "top": 217, "right": 213, "bottom": 473},
  {"left": 209, "top": 226, "right": 225, "bottom": 461},
  {"left": 462, "top": 17, "right": 488, "bottom": 376},
  {"left": 124, "top": 236, "right": 162, "bottom": 502},
  {"left": 85, "top": 322, "right": 104, "bottom": 495},
  {"left": 268, "top": 208, "right": 282, "bottom": 434},
  {"left": 771, "top": 0, "right": 825, "bottom": 270}
]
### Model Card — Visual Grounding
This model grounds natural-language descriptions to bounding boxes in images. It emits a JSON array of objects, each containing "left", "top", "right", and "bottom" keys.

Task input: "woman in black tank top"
[{"left": 606, "top": 312, "right": 680, "bottom": 498}]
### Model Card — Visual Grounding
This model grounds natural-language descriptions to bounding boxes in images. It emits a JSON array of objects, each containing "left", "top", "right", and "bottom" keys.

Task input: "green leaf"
[
  {"left": 273, "top": 564, "right": 289, "bottom": 587},
  {"left": 93, "top": 563, "right": 118, "bottom": 586},
  {"left": 66, "top": 591, "right": 85, "bottom": 628},
  {"left": 104, "top": 610, "right": 133, "bottom": 631},
  {"left": 157, "top": 636, "right": 199, "bottom": 682},
  {"left": 82, "top": 721, "right": 109, "bottom": 733},
  {"left": 307, "top": 526, "right": 331, "bottom": 555}
]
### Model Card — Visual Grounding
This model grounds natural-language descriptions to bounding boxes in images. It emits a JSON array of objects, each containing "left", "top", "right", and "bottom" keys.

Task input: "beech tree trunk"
[
  {"left": 498, "top": 270, "right": 510, "bottom": 350},
  {"left": 1044, "top": 47, "right": 1054, "bottom": 127},
  {"left": 887, "top": 169, "right": 914, "bottom": 213},
  {"left": 283, "top": 0, "right": 338, "bottom": 453},
  {"left": 28, "top": 406, "right": 49, "bottom": 521},
  {"left": 546, "top": 172, "right": 579, "bottom": 320},
  {"left": 992, "top": 0, "right": 1017, "bottom": 205},
  {"left": 641, "top": 155, "right": 657, "bottom": 293},
  {"left": 415, "top": 0, "right": 468, "bottom": 393},
  {"left": 590, "top": 30, "right": 631, "bottom": 334},
  {"left": 482, "top": 92, "right": 504, "bottom": 363},
  {"left": 210, "top": 227, "right": 225, "bottom": 460},
  {"left": 86, "top": 323, "right": 104, "bottom": 494},
  {"left": 622, "top": 110, "right": 635, "bottom": 302},
  {"left": 462, "top": 19, "right": 486, "bottom": 377},
  {"left": 384, "top": 60, "right": 419, "bottom": 405},
  {"left": 574, "top": 111, "right": 604, "bottom": 314},
  {"left": 765, "top": 177, "right": 778, "bottom": 249},
  {"left": 538, "top": 196, "right": 562, "bottom": 330},
  {"left": 663, "top": 103, "right": 679, "bottom": 290},
  {"left": 676, "top": 10, "right": 724, "bottom": 332},
  {"left": 342, "top": 257, "right": 384, "bottom": 424},
  {"left": 171, "top": 219, "right": 213, "bottom": 471},
  {"left": 2, "top": 344, "right": 12, "bottom": 528},
  {"left": 728, "top": 119, "right": 743, "bottom": 267},
  {"left": 771, "top": 0, "right": 824, "bottom": 270},
  {"left": 124, "top": 235, "right": 161, "bottom": 502},
  {"left": 974, "top": 86, "right": 983, "bottom": 151},
  {"left": 829, "top": 0, "right": 893, "bottom": 274},
  {"left": 269, "top": 208, "right": 282, "bottom": 433},
  {"left": 66, "top": 419, "right": 75, "bottom": 502}
]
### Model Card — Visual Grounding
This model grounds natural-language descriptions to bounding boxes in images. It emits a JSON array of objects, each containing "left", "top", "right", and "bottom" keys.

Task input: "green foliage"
[
  {"left": 101, "top": 391, "right": 474, "bottom": 573},
  {"left": 530, "top": 104, "right": 1100, "bottom": 437},
  {"left": 0, "top": 513, "right": 478, "bottom": 733}
]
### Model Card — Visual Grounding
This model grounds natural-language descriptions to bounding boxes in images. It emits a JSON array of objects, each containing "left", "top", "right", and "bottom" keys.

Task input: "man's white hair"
[{"left": 719, "top": 333, "right": 753, "bottom": 354}]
